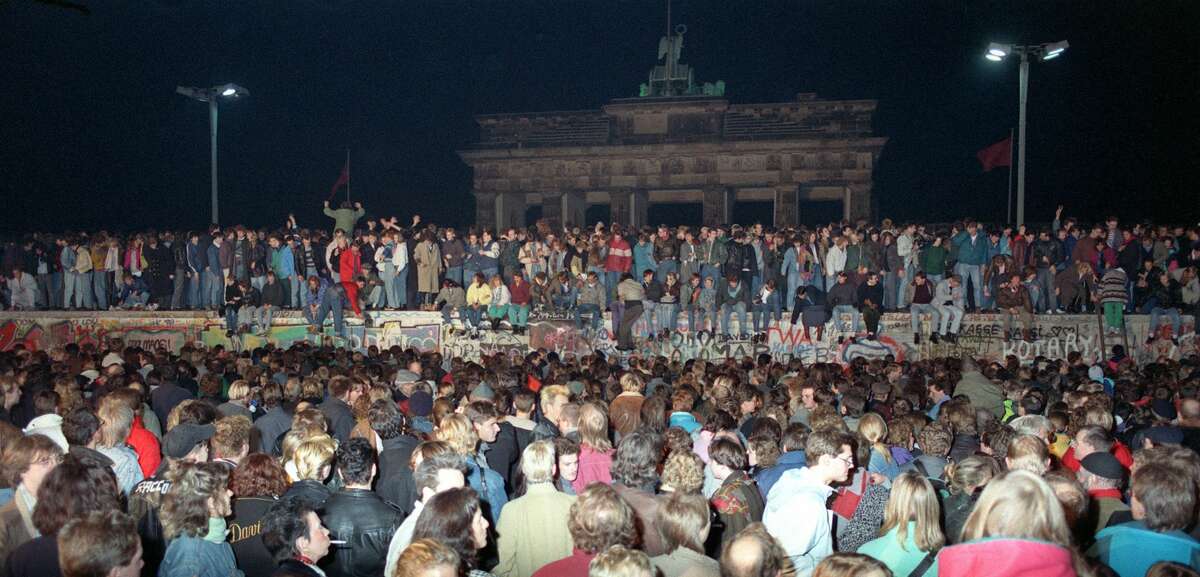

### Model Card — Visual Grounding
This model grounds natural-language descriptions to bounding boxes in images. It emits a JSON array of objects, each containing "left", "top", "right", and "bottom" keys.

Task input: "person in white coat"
[
  {"left": 824, "top": 237, "right": 847, "bottom": 289},
  {"left": 7, "top": 267, "right": 38, "bottom": 310},
  {"left": 763, "top": 430, "right": 855, "bottom": 577}
]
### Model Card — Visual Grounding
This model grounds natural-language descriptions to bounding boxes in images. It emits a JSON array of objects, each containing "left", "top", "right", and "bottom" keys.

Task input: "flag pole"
[
  {"left": 346, "top": 148, "right": 351, "bottom": 204},
  {"left": 1006, "top": 128, "right": 1014, "bottom": 225}
]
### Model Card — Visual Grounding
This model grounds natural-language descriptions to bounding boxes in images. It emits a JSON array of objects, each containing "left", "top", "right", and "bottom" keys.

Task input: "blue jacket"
[
  {"left": 1088, "top": 521, "right": 1200, "bottom": 577},
  {"left": 205, "top": 244, "right": 221, "bottom": 273},
  {"left": 952, "top": 231, "right": 989, "bottom": 266},
  {"left": 467, "top": 455, "right": 507, "bottom": 526},
  {"left": 118, "top": 277, "right": 149, "bottom": 301},
  {"left": 273, "top": 245, "right": 295, "bottom": 278},
  {"left": 633, "top": 243, "right": 657, "bottom": 276},
  {"left": 668, "top": 411, "right": 701, "bottom": 434},
  {"left": 159, "top": 535, "right": 243, "bottom": 577},
  {"left": 754, "top": 451, "right": 806, "bottom": 499},
  {"left": 187, "top": 242, "right": 203, "bottom": 273},
  {"left": 60, "top": 245, "right": 75, "bottom": 270}
]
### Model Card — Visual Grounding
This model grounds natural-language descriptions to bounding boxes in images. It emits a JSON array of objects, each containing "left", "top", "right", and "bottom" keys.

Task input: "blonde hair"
[
  {"left": 521, "top": 440, "right": 556, "bottom": 484},
  {"left": 812, "top": 553, "right": 892, "bottom": 577},
  {"left": 588, "top": 545, "right": 653, "bottom": 577},
  {"left": 288, "top": 435, "right": 336, "bottom": 482},
  {"left": 960, "top": 469, "right": 1072, "bottom": 545},
  {"left": 394, "top": 538, "right": 460, "bottom": 577},
  {"left": 657, "top": 492, "right": 710, "bottom": 553},
  {"left": 225, "top": 380, "right": 251, "bottom": 403},
  {"left": 1005, "top": 434, "right": 1050, "bottom": 475},
  {"left": 858, "top": 413, "right": 892, "bottom": 464},
  {"left": 96, "top": 396, "right": 134, "bottom": 449},
  {"left": 212, "top": 415, "right": 251, "bottom": 458},
  {"left": 878, "top": 471, "right": 944, "bottom": 553},
  {"left": 946, "top": 455, "right": 997, "bottom": 495},
  {"left": 660, "top": 451, "right": 704, "bottom": 495},
  {"left": 539, "top": 385, "right": 570, "bottom": 409},
  {"left": 579, "top": 401, "right": 613, "bottom": 452},
  {"left": 619, "top": 372, "right": 644, "bottom": 394},
  {"left": 435, "top": 414, "right": 478, "bottom": 456}
]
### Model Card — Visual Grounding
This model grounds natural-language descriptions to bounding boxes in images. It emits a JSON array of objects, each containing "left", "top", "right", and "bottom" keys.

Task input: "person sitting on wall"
[{"left": 435, "top": 278, "right": 468, "bottom": 335}]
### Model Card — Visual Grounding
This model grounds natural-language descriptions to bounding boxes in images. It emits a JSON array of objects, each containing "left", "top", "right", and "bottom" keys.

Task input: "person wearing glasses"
[{"left": 762, "top": 430, "right": 856, "bottom": 577}]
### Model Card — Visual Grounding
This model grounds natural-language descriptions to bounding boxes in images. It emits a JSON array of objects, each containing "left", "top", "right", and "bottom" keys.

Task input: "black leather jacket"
[{"left": 319, "top": 488, "right": 404, "bottom": 577}]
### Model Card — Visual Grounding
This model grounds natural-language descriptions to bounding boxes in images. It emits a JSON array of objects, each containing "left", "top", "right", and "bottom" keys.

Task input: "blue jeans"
[
  {"left": 657, "top": 302, "right": 679, "bottom": 333},
  {"left": 605, "top": 271, "right": 622, "bottom": 304},
  {"left": 896, "top": 263, "right": 915, "bottom": 307},
  {"left": 1150, "top": 307, "right": 1182, "bottom": 337},
  {"left": 641, "top": 301, "right": 658, "bottom": 337},
  {"left": 188, "top": 272, "right": 202, "bottom": 308},
  {"left": 225, "top": 307, "right": 240, "bottom": 331},
  {"left": 463, "top": 305, "right": 484, "bottom": 329},
  {"left": 446, "top": 266, "right": 464, "bottom": 287},
  {"left": 831, "top": 304, "right": 861, "bottom": 333},
  {"left": 883, "top": 270, "right": 898, "bottom": 310},
  {"left": 656, "top": 259, "right": 678, "bottom": 283},
  {"left": 393, "top": 267, "right": 408, "bottom": 308},
  {"left": 688, "top": 306, "right": 714, "bottom": 332},
  {"left": 721, "top": 302, "right": 748, "bottom": 336},
  {"left": 49, "top": 272, "right": 63, "bottom": 308},
  {"left": 909, "top": 303, "right": 939, "bottom": 333},
  {"left": 380, "top": 263, "right": 399, "bottom": 308},
  {"left": 1036, "top": 268, "right": 1058, "bottom": 312},
  {"left": 508, "top": 304, "right": 529, "bottom": 327},
  {"left": 289, "top": 275, "right": 302, "bottom": 309},
  {"left": 753, "top": 301, "right": 781, "bottom": 332},
  {"left": 700, "top": 264, "right": 721, "bottom": 288},
  {"left": 955, "top": 263, "right": 983, "bottom": 310},
  {"left": 441, "top": 305, "right": 461, "bottom": 326},
  {"left": 92, "top": 271, "right": 109, "bottom": 309},
  {"left": 315, "top": 290, "right": 346, "bottom": 337},
  {"left": 575, "top": 303, "right": 603, "bottom": 332},
  {"left": 551, "top": 293, "right": 576, "bottom": 312},
  {"left": 121, "top": 292, "right": 149, "bottom": 309}
]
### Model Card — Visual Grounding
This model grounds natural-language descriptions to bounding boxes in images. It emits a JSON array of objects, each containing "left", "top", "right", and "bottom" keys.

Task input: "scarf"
[{"left": 204, "top": 516, "right": 229, "bottom": 543}]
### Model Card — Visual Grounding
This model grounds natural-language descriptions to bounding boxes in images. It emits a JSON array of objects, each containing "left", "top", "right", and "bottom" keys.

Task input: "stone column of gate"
[
  {"left": 475, "top": 192, "right": 498, "bottom": 231},
  {"left": 702, "top": 185, "right": 732, "bottom": 227},
  {"left": 774, "top": 185, "right": 799, "bottom": 229},
  {"left": 541, "top": 192, "right": 564, "bottom": 229},
  {"left": 608, "top": 188, "right": 632, "bottom": 228}
]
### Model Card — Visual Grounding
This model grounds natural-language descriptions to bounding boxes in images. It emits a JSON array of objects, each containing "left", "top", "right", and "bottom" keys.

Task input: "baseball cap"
[{"left": 163, "top": 423, "right": 215, "bottom": 460}]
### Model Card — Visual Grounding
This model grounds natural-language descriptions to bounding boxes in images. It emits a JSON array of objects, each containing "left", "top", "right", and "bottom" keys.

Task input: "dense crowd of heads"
[{"left": 0, "top": 328, "right": 1197, "bottom": 577}]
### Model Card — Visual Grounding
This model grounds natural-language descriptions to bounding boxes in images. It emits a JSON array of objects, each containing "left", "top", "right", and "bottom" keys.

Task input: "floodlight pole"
[
  {"left": 1016, "top": 49, "right": 1029, "bottom": 227},
  {"left": 210, "top": 98, "right": 219, "bottom": 225}
]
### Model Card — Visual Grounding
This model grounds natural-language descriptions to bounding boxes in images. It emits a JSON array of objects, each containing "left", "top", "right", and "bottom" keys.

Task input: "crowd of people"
[
  {"left": 0, "top": 313, "right": 1198, "bottom": 576},
  {"left": 2, "top": 203, "right": 1198, "bottom": 350}
]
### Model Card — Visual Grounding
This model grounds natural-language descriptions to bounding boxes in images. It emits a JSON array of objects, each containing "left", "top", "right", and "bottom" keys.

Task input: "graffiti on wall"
[{"left": 0, "top": 311, "right": 1194, "bottom": 366}]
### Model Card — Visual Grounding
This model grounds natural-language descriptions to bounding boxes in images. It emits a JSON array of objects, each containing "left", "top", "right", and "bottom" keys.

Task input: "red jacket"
[
  {"left": 938, "top": 538, "right": 1077, "bottom": 577},
  {"left": 339, "top": 248, "right": 361, "bottom": 281},
  {"left": 1060, "top": 439, "right": 1133, "bottom": 473},
  {"left": 128, "top": 415, "right": 161, "bottom": 478},
  {"left": 509, "top": 279, "right": 531, "bottom": 305},
  {"left": 604, "top": 237, "right": 632, "bottom": 273}
]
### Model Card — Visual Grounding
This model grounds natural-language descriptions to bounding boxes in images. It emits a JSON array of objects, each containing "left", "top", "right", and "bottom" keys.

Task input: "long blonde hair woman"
[
  {"left": 284, "top": 434, "right": 336, "bottom": 484},
  {"left": 940, "top": 470, "right": 1093, "bottom": 577},
  {"left": 435, "top": 413, "right": 479, "bottom": 457},
  {"left": 858, "top": 413, "right": 899, "bottom": 481},
  {"left": 857, "top": 471, "right": 943, "bottom": 577}
]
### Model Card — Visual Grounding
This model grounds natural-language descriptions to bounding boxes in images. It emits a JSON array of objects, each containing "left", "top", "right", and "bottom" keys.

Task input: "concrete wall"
[{"left": 0, "top": 311, "right": 1194, "bottom": 366}]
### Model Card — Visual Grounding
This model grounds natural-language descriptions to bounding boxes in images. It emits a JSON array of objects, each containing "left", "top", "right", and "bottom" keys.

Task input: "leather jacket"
[{"left": 320, "top": 488, "right": 404, "bottom": 577}]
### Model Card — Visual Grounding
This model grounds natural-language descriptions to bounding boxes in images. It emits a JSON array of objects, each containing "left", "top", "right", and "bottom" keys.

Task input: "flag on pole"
[
  {"left": 328, "top": 159, "right": 349, "bottom": 200},
  {"left": 977, "top": 136, "right": 1013, "bottom": 172}
]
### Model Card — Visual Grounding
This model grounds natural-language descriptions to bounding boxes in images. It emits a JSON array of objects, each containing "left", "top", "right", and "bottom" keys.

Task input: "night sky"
[{"left": 2, "top": 0, "right": 1196, "bottom": 234}]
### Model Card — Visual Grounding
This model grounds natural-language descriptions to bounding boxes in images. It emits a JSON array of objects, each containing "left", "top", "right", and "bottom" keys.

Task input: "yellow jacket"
[{"left": 467, "top": 282, "right": 492, "bottom": 306}]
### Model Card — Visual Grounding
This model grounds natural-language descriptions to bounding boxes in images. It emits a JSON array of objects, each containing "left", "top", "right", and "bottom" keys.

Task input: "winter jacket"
[
  {"left": 495, "top": 483, "right": 577, "bottom": 577},
  {"left": 938, "top": 538, "right": 1076, "bottom": 577},
  {"left": 321, "top": 489, "right": 404, "bottom": 577},
  {"left": 466, "top": 282, "right": 492, "bottom": 306},
  {"left": 827, "top": 280, "right": 858, "bottom": 309},
  {"left": 717, "top": 279, "right": 751, "bottom": 308},
  {"left": 229, "top": 496, "right": 279, "bottom": 577},
  {"left": 934, "top": 278, "right": 964, "bottom": 308},
  {"left": 857, "top": 521, "right": 937, "bottom": 577},
  {"left": 920, "top": 244, "right": 946, "bottom": 275},
  {"left": 763, "top": 467, "right": 836, "bottom": 576},
  {"left": 952, "top": 232, "right": 988, "bottom": 266},
  {"left": 435, "top": 286, "right": 467, "bottom": 308},
  {"left": 260, "top": 280, "right": 287, "bottom": 307},
  {"left": 956, "top": 369, "right": 1004, "bottom": 419},
  {"left": 323, "top": 205, "right": 365, "bottom": 234},
  {"left": 159, "top": 535, "right": 243, "bottom": 577},
  {"left": 572, "top": 445, "right": 614, "bottom": 494},
  {"left": 1088, "top": 521, "right": 1200, "bottom": 577},
  {"left": 577, "top": 281, "right": 605, "bottom": 307},
  {"left": 995, "top": 284, "right": 1032, "bottom": 312}
]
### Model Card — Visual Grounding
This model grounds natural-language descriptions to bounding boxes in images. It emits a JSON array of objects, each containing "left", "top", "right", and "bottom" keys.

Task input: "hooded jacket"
[{"left": 1088, "top": 521, "right": 1200, "bottom": 577}]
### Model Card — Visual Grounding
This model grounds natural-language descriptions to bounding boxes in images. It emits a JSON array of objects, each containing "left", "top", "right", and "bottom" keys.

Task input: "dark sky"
[{"left": 2, "top": 0, "right": 1197, "bottom": 233}]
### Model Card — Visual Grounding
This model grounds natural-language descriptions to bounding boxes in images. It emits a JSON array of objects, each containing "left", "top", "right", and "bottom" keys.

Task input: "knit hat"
[
  {"left": 392, "top": 369, "right": 420, "bottom": 386},
  {"left": 471, "top": 383, "right": 495, "bottom": 401},
  {"left": 1079, "top": 452, "right": 1124, "bottom": 481},
  {"left": 163, "top": 423, "right": 215, "bottom": 460},
  {"left": 408, "top": 391, "right": 433, "bottom": 417},
  {"left": 1087, "top": 365, "right": 1105, "bottom": 383},
  {"left": 1151, "top": 398, "right": 1178, "bottom": 421}
]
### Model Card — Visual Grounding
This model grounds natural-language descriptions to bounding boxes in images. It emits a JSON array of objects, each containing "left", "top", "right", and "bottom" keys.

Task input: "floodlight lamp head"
[
  {"left": 985, "top": 53, "right": 1003, "bottom": 62},
  {"left": 214, "top": 83, "right": 249, "bottom": 99},
  {"left": 1042, "top": 40, "right": 1069, "bottom": 59},
  {"left": 987, "top": 42, "right": 1011, "bottom": 58}
]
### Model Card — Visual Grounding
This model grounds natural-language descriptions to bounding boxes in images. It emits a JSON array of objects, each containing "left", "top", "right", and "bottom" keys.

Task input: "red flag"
[
  {"left": 328, "top": 159, "right": 349, "bottom": 199},
  {"left": 977, "top": 136, "right": 1012, "bottom": 172}
]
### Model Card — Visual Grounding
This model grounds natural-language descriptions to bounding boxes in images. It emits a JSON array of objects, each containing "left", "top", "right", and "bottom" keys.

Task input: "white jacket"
[
  {"left": 763, "top": 467, "right": 835, "bottom": 577},
  {"left": 824, "top": 246, "right": 846, "bottom": 276},
  {"left": 374, "top": 242, "right": 409, "bottom": 270},
  {"left": 491, "top": 284, "right": 511, "bottom": 307},
  {"left": 23, "top": 413, "right": 69, "bottom": 452}
]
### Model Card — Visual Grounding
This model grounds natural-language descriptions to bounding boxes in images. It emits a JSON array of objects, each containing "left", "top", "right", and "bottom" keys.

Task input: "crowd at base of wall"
[{"left": 0, "top": 310, "right": 1194, "bottom": 366}]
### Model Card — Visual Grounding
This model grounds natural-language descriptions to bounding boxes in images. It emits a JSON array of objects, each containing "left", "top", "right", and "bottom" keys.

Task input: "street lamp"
[
  {"left": 985, "top": 40, "right": 1068, "bottom": 226},
  {"left": 176, "top": 83, "right": 249, "bottom": 225}
]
